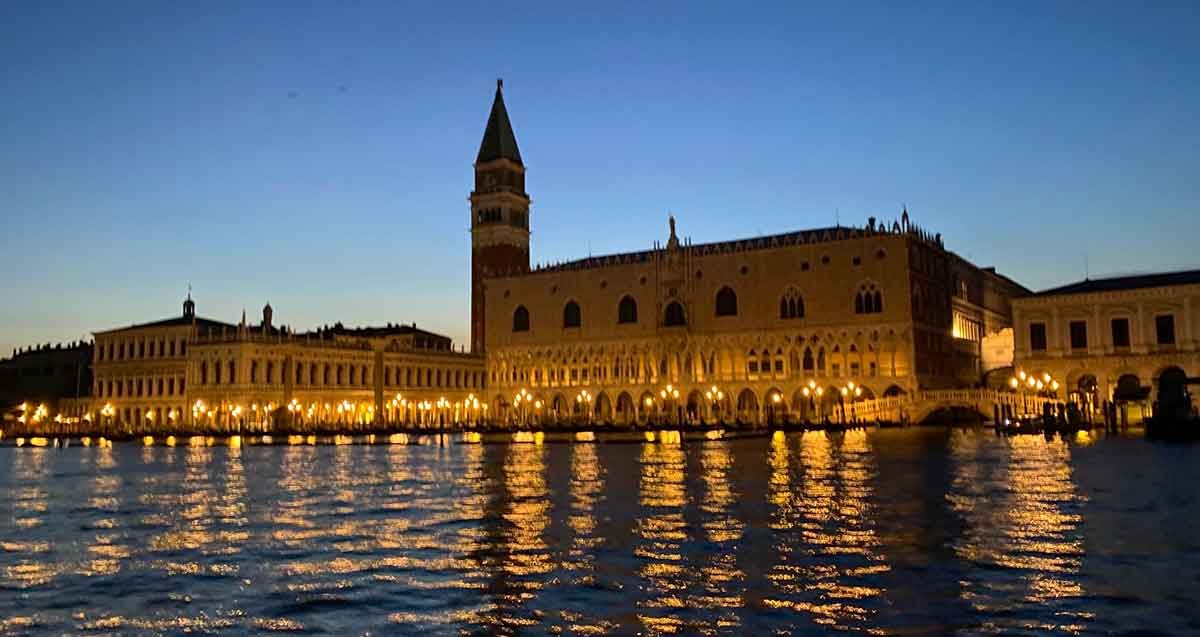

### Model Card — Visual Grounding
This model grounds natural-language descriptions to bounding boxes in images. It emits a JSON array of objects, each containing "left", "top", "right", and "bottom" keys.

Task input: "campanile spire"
[{"left": 470, "top": 80, "right": 531, "bottom": 354}]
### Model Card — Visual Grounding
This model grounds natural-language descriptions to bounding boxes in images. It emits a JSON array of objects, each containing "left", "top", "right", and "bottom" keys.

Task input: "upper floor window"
[
  {"left": 513, "top": 306, "right": 530, "bottom": 332},
  {"left": 1029, "top": 322, "right": 1047, "bottom": 351},
  {"left": 1111, "top": 318, "right": 1130, "bottom": 348},
  {"left": 563, "top": 301, "right": 581, "bottom": 328},
  {"left": 618, "top": 296, "right": 638, "bottom": 324},
  {"left": 1069, "top": 321, "right": 1088, "bottom": 350},
  {"left": 855, "top": 284, "right": 882, "bottom": 314},
  {"left": 664, "top": 301, "right": 687, "bottom": 327},
  {"left": 1156, "top": 314, "right": 1176, "bottom": 345},
  {"left": 715, "top": 286, "right": 738, "bottom": 317},
  {"left": 780, "top": 288, "right": 805, "bottom": 319}
]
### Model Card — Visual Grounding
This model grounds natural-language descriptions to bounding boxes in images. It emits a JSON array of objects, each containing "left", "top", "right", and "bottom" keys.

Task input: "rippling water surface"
[{"left": 3, "top": 429, "right": 1200, "bottom": 636}]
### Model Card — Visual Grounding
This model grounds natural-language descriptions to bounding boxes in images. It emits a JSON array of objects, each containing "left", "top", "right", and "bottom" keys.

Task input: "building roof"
[
  {"left": 323, "top": 323, "right": 449, "bottom": 340},
  {"left": 476, "top": 79, "right": 522, "bottom": 165},
  {"left": 94, "top": 315, "right": 235, "bottom": 335},
  {"left": 1035, "top": 269, "right": 1200, "bottom": 297}
]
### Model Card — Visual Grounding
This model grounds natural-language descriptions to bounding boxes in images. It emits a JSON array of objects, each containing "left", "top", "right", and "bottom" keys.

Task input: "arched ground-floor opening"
[
  {"left": 1157, "top": 366, "right": 1192, "bottom": 420},
  {"left": 616, "top": 392, "right": 636, "bottom": 426},
  {"left": 594, "top": 392, "right": 613, "bottom": 423},
  {"left": 735, "top": 388, "right": 759, "bottom": 425},
  {"left": 1114, "top": 373, "right": 1151, "bottom": 425},
  {"left": 764, "top": 387, "right": 788, "bottom": 426}
]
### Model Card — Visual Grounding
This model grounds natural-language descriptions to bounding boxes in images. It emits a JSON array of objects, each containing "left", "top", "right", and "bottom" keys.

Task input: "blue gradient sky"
[{"left": 2, "top": 1, "right": 1198, "bottom": 357}]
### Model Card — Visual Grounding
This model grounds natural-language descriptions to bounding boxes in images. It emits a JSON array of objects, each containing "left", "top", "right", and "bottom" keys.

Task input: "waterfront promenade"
[{"left": 2, "top": 389, "right": 1061, "bottom": 442}]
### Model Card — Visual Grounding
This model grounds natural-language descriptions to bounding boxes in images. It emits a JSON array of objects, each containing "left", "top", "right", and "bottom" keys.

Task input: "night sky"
[{"left": 2, "top": 1, "right": 1198, "bottom": 356}]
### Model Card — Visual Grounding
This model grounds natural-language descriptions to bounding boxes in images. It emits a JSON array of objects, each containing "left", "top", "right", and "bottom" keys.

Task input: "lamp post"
[
  {"left": 769, "top": 391, "right": 783, "bottom": 426},
  {"left": 658, "top": 384, "right": 680, "bottom": 426},
  {"left": 1009, "top": 369, "right": 1060, "bottom": 420},
  {"left": 576, "top": 389, "right": 593, "bottom": 426},
  {"left": 643, "top": 396, "right": 655, "bottom": 427},
  {"left": 704, "top": 385, "right": 725, "bottom": 424},
  {"left": 514, "top": 388, "right": 532, "bottom": 428}
]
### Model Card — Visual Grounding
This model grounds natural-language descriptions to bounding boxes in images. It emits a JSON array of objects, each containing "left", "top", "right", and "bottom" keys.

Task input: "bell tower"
[{"left": 470, "top": 79, "right": 530, "bottom": 354}]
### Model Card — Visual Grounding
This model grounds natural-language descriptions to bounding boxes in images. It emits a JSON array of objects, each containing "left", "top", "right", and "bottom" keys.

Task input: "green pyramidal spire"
[{"left": 476, "top": 78, "right": 523, "bottom": 165}]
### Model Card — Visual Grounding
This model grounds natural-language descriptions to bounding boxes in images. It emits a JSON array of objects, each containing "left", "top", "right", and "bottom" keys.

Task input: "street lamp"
[
  {"left": 658, "top": 384, "right": 680, "bottom": 426},
  {"left": 703, "top": 385, "right": 725, "bottom": 424},
  {"left": 514, "top": 388, "right": 531, "bottom": 427},
  {"left": 576, "top": 389, "right": 593, "bottom": 425}
]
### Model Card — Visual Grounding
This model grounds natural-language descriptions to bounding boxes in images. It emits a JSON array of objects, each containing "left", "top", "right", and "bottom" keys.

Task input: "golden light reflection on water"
[
  {"left": 764, "top": 431, "right": 889, "bottom": 632},
  {"left": 500, "top": 441, "right": 552, "bottom": 581},
  {"left": 4, "top": 448, "right": 61, "bottom": 588},
  {"left": 1, "top": 430, "right": 1173, "bottom": 634},
  {"left": 694, "top": 440, "right": 744, "bottom": 632},
  {"left": 949, "top": 430, "right": 1088, "bottom": 633},
  {"left": 635, "top": 439, "right": 689, "bottom": 634}
]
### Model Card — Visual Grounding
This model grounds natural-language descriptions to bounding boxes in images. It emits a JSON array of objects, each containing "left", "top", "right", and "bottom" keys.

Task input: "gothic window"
[
  {"left": 748, "top": 350, "right": 758, "bottom": 374},
  {"left": 200, "top": 361, "right": 208, "bottom": 385},
  {"left": 618, "top": 296, "right": 638, "bottom": 324},
  {"left": 513, "top": 305, "right": 530, "bottom": 332},
  {"left": 715, "top": 286, "right": 738, "bottom": 317},
  {"left": 855, "top": 283, "right": 883, "bottom": 314},
  {"left": 780, "top": 287, "right": 805, "bottom": 319},
  {"left": 563, "top": 301, "right": 582, "bottom": 328},
  {"left": 664, "top": 301, "right": 687, "bottom": 327}
]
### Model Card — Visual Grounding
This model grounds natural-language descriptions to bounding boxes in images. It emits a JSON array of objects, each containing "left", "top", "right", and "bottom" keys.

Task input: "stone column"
[{"left": 373, "top": 350, "right": 384, "bottom": 425}]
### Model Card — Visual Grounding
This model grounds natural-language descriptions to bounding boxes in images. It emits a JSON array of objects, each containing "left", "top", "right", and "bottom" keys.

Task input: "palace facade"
[
  {"left": 1012, "top": 270, "right": 1200, "bottom": 424},
  {"left": 471, "top": 81, "right": 1028, "bottom": 425},
  {"left": 87, "top": 294, "right": 485, "bottom": 430}
]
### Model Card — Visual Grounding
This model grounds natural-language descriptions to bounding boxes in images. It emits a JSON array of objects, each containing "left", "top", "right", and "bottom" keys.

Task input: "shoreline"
[
  {"left": 1, "top": 420, "right": 1123, "bottom": 448},
  {"left": 1, "top": 420, "right": 904, "bottom": 447}
]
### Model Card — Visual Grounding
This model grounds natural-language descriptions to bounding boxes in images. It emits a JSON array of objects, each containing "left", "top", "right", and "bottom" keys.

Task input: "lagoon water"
[{"left": 3, "top": 428, "right": 1200, "bottom": 636}]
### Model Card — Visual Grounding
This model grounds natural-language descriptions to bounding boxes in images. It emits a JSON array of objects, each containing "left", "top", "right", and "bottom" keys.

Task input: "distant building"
[
  {"left": 471, "top": 81, "right": 1028, "bottom": 425},
  {"left": 1012, "top": 269, "right": 1199, "bottom": 423},
  {"left": 0, "top": 341, "right": 92, "bottom": 421}
]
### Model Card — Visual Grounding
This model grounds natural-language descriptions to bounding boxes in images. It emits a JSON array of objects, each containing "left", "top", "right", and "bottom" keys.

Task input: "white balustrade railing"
[{"left": 844, "top": 389, "right": 1059, "bottom": 423}]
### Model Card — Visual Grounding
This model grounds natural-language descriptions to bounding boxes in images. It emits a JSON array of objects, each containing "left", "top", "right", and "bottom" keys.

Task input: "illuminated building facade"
[
  {"left": 474, "top": 83, "right": 1028, "bottom": 425},
  {"left": 1012, "top": 270, "right": 1200, "bottom": 423},
  {"left": 89, "top": 295, "right": 486, "bottom": 430}
]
